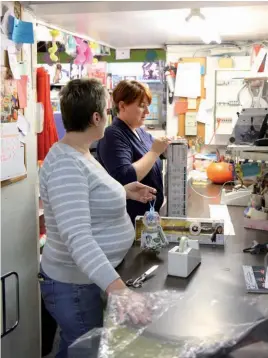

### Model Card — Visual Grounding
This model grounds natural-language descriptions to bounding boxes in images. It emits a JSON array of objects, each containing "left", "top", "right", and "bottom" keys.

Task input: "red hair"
[{"left": 113, "top": 80, "right": 152, "bottom": 112}]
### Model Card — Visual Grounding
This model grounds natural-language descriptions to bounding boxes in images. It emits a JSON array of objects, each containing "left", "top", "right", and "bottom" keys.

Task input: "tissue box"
[{"left": 168, "top": 241, "right": 201, "bottom": 278}]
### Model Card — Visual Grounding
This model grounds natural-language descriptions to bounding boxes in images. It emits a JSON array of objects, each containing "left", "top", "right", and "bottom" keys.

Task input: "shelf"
[
  {"left": 50, "top": 83, "right": 66, "bottom": 86},
  {"left": 227, "top": 145, "right": 268, "bottom": 162},
  {"left": 227, "top": 145, "right": 268, "bottom": 152},
  {"left": 140, "top": 80, "right": 161, "bottom": 83}
]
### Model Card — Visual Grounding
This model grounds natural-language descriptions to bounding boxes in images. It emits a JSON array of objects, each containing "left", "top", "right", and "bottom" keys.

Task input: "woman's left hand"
[{"left": 124, "top": 182, "right": 156, "bottom": 203}]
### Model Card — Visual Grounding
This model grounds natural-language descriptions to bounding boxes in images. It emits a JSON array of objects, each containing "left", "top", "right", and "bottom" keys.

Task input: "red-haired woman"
[{"left": 98, "top": 80, "right": 171, "bottom": 224}]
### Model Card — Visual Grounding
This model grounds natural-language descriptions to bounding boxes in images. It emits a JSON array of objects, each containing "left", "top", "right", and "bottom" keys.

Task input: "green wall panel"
[
  {"left": 37, "top": 48, "right": 166, "bottom": 64},
  {"left": 99, "top": 49, "right": 166, "bottom": 62}
]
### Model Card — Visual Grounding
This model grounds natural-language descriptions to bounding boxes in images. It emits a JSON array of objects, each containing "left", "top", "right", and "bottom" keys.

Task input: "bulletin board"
[
  {"left": 177, "top": 57, "right": 206, "bottom": 143},
  {"left": 1, "top": 1, "right": 27, "bottom": 187}
]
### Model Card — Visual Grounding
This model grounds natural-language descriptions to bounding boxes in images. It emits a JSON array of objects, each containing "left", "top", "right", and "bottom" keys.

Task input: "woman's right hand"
[
  {"left": 106, "top": 279, "right": 151, "bottom": 325},
  {"left": 111, "top": 289, "right": 151, "bottom": 325},
  {"left": 151, "top": 137, "right": 172, "bottom": 156}
]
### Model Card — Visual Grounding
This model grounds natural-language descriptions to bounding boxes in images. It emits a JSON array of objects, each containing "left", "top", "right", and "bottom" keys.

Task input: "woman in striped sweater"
[{"left": 39, "top": 78, "right": 155, "bottom": 358}]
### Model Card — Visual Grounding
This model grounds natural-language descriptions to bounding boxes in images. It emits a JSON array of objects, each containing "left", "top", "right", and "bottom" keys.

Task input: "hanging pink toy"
[
  {"left": 84, "top": 45, "right": 93, "bottom": 65},
  {"left": 74, "top": 37, "right": 87, "bottom": 65}
]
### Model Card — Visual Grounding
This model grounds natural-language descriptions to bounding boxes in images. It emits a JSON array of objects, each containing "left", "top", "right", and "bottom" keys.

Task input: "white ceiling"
[{"left": 30, "top": 1, "right": 268, "bottom": 48}]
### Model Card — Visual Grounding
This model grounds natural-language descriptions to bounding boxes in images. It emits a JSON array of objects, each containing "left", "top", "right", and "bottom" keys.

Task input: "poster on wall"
[
  {"left": 38, "top": 63, "right": 71, "bottom": 84},
  {"left": 1, "top": 79, "right": 19, "bottom": 123},
  {"left": 87, "top": 62, "right": 107, "bottom": 86},
  {"left": 53, "top": 63, "right": 70, "bottom": 84},
  {"left": 81, "top": 64, "right": 88, "bottom": 78},
  {"left": 142, "top": 62, "right": 160, "bottom": 80},
  {"left": 70, "top": 63, "right": 81, "bottom": 80}
]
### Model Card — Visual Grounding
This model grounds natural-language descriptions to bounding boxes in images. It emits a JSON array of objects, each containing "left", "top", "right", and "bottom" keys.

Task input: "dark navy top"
[{"left": 97, "top": 117, "right": 164, "bottom": 224}]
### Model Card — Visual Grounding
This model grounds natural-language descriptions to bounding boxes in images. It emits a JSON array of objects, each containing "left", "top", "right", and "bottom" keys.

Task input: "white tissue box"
[{"left": 168, "top": 241, "right": 201, "bottom": 278}]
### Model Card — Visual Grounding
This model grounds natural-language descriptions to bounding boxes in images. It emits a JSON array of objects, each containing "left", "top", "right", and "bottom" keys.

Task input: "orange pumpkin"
[{"left": 207, "top": 162, "right": 233, "bottom": 184}]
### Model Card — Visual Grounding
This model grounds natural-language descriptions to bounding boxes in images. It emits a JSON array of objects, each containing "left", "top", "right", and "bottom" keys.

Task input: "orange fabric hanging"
[{"left": 37, "top": 67, "right": 58, "bottom": 161}]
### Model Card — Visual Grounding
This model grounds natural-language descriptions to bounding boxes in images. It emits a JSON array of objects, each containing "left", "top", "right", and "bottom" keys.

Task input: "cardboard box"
[{"left": 135, "top": 216, "right": 225, "bottom": 246}]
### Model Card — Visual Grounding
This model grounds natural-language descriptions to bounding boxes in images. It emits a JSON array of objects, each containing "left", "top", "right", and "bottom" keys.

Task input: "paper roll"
[{"left": 179, "top": 236, "right": 188, "bottom": 253}]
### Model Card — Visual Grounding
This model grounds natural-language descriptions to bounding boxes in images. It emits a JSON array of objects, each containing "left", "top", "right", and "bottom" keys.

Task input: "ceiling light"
[{"left": 185, "top": 9, "right": 221, "bottom": 45}]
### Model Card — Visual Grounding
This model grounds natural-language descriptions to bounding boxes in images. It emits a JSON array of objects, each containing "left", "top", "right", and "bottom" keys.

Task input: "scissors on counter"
[{"left": 126, "top": 265, "right": 159, "bottom": 288}]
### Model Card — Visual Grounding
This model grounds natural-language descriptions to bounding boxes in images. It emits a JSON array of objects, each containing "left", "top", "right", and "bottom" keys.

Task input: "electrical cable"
[{"left": 189, "top": 180, "right": 236, "bottom": 199}]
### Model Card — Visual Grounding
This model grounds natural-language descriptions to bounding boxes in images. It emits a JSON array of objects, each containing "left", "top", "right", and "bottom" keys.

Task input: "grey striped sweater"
[{"left": 40, "top": 142, "right": 134, "bottom": 291}]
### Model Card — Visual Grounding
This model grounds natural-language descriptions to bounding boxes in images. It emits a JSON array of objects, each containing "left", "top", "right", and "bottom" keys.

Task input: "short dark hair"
[
  {"left": 60, "top": 78, "right": 107, "bottom": 132},
  {"left": 112, "top": 80, "right": 152, "bottom": 113}
]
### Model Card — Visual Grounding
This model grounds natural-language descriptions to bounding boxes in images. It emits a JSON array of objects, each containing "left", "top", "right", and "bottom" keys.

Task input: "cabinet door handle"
[{"left": 1, "top": 271, "right": 20, "bottom": 338}]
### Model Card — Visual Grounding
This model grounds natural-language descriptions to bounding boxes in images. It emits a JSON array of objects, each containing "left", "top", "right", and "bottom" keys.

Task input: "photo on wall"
[{"left": 142, "top": 62, "right": 160, "bottom": 80}]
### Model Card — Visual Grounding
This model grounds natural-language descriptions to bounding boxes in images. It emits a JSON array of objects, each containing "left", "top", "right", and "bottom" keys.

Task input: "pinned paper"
[
  {"left": 17, "top": 62, "right": 28, "bottom": 76},
  {"left": 7, "top": 46, "right": 20, "bottom": 79},
  {"left": 174, "top": 101, "right": 188, "bottom": 115},
  {"left": 12, "top": 18, "right": 34, "bottom": 44},
  {"left": 218, "top": 57, "right": 233, "bottom": 68},
  {"left": 17, "top": 113, "right": 30, "bottom": 136},
  {"left": 18, "top": 132, "right": 26, "bottom": 143},
  {"left": 174, "top": 63, "right": 201, "bottom": 98},
  {"left": 17, "top": 113, "right": 30, "bottom": 143},
  {"left": 1, "top": 122, "right": 26, "bottom": 181},
  {"left": 17, "top": 75, "right": 28, "bottom": 108},
  {"left": 196, "top": 99, "right": 213, "bottom": 124},
  {"left": 116, "top": 49, "right": 130, "bottom": 60},
  {"left": 185, "top": 112, "right": 197, "bottom": 136},
  {"left": 188, "top": 98, "right": 197, "bottom": 110}
]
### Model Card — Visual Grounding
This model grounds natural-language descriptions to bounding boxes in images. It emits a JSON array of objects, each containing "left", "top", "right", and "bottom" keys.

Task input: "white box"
[{"left": 168, "top": 241, "right": 201, "bottom": 278}]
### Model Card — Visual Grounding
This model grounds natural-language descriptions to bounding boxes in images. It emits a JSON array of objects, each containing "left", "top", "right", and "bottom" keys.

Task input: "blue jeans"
[{"left": 40, "top": 268, "right": 103, "bottom": 358}]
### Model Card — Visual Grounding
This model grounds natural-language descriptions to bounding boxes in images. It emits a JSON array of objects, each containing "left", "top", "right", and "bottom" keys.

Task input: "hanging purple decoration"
[
  {"left": 57, "top": 42, "right": 66, "bottom": 53},
  {"left": 43, "top": 52, "right": 54, "bottom": 65}
]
